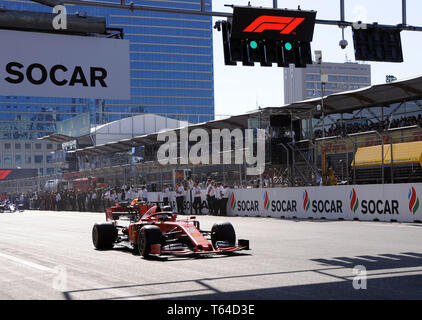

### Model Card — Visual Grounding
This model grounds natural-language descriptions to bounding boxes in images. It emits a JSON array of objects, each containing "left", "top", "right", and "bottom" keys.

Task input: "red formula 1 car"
[{"left": 92, "top": 203, "right": 250, "bottom": 259}]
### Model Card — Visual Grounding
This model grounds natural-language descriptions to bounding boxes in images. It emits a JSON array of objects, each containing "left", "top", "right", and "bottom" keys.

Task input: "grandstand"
[{"left": 1, "top": 75, "right": 422, "bottom": 193}]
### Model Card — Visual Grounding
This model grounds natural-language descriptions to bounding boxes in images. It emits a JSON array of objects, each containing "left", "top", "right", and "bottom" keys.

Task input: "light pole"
[
  {"left": 320, "top": 74, "right": 328, "bottom": 138},
  {"left": 315, "top": 50, "right": 328, "bottom": 184}
]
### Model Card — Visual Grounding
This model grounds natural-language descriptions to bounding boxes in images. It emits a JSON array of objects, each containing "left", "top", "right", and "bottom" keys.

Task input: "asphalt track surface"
[{"left": 1, "top": 210, "right": 422, "bottom": 300}]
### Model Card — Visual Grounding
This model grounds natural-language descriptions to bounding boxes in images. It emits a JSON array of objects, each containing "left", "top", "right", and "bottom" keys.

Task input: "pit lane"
[{"left": 1, "top": 210, "right": 422, "bottom": 300}]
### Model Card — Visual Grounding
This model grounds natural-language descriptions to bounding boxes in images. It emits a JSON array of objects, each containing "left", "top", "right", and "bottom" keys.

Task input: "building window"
[
  {"left": 15, "top": 155, "right": 22, "bottom": 166},
  {"left": 3, "top": 155, "right": 11, "bottom": 166},
  {"left": 306, "top": 90, "right": 316, "bottom": 97},
  {"left": 15, "top": 143, "right": 21, "bottom": 150},
  {"left": 305, "top": 74, "right": 317, "bottom": 81},
  {"left": 46, "top": 168, "right": 55, "bottom": 175},
  {"left": 35, "top": 155, "right": 43, "bottom": 163},
  {"left": 4, "top": 143, "right": 11, "bottom": 150},
  {"left": 47, "top": 144, "right": 53, "bottom": 150},
  {"left": 25, "top": 156, "right": 31, "bottom": 164},
  {"left": 25, "top": 143, "right": 31, "bottom": 150},
  {"left": 35, "top": 143, "right": 42, "bottom": 150},
  {"left": 46, "top": 155, "right": 53, "bottom": 163}
]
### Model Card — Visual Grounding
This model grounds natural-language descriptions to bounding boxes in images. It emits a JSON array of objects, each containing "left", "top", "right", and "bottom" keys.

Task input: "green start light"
[
  {"left": 284, "top": 42, "right": 293, "bottom": 51},
  {"left": 250, "top": 40, "right": 258, "bottom": 49}
]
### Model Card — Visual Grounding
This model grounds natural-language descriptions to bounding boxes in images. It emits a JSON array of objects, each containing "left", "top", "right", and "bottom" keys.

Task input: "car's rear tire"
[
  {"left": 138, "top": 225, "right": 162, "bottom": 258},
  {"left": 211, "top": 222, "right": 236, "bottom": 248},
  {"left": 92, "top": 223, "right": 117, "bottom": 250}
]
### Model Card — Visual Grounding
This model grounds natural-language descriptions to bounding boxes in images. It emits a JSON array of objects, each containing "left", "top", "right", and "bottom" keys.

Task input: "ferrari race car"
[{"left": 92, "top": 202, "right": 250, "bottom": 259}]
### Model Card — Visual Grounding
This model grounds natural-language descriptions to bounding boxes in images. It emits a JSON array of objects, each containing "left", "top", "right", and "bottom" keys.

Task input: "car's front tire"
[
  {"left": 211, "top": 222, "right": 236, "bottom": 249},
  {"left": 137, "top": 225, "right": 162, "bottom": 258},
  {"left": 92, "top": 223, "right": 117, "bottom": 250}
]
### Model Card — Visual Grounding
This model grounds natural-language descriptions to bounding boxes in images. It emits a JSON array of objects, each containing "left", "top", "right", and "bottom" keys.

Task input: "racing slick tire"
[
  {"left": 211, "top": 222, "right": 236, "bottom": 249},
  {"left": 92, "top": 223, "right": 117, "bottom": 250},
  {"left": 138, "top": 225, "right": 163, "bottom": 258}
]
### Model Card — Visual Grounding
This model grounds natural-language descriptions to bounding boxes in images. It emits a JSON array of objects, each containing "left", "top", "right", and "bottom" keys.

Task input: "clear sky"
[{"left": 212, "top": 0, "right": 422, "bottom": 117}]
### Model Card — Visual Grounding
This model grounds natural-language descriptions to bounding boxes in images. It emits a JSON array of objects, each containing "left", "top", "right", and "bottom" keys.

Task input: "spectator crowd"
[
  {"left": 314, "top": 115, "right": 422, "bottom": 139},
  {"left": 0, "top": 180, "right": 233, "bottom": 216}
]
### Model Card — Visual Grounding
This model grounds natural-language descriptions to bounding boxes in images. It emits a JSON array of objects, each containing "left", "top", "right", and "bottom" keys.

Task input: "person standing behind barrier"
[
  {"left": 91, "top": 191, "right": 97, "bottom": 212},
  {"left": 141, "top": 186, "right": 148, "bottom": 203},
  {"left": 56, "top": 192, "right": 61, "bottom": 211},
  {"left": 206, "top": 179, "right": 215, "bottom": 215},
  {"left": 120, "top": 188, "right": 126, "bottom": 202},
  {"left": 111, "top": 189, "right": 117, "bottom": 205},
  {"left": 69, "top": 190, "right": 76, "bottom": 211},
  {"left": 86, "top": 191, "right": 92, "bottom": 211},
  {"left": 104, "top": 189, "right": 110, "bottom": 209},
  {"left": 77, "top": 191, "right": 84, "bottom": 211},
  {"left": 175, "top": 183, "right": 185, "bottom": 214},
  {"left": 221, "top": 184, "right": 230, "bottom": 216},
  {"left": 125, "top": 187, "right": 131, "bottom": 203},
  {"left": 192, "top": 182, "right": 202, "bottom": 215},
  {"left": 214, "top": 182, "right": 223, "bottom": 216},
  {"left": 163, "top": 185, "right": 170, "bottom": 207}
]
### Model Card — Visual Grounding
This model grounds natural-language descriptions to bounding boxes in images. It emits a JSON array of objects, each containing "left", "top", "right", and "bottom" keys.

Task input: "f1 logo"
[
  {"left": 243, "top": 16, "right": 305, "bottom": 34},
  {"left": 0, "top": 170, "right": 12, "bottom": 180}
]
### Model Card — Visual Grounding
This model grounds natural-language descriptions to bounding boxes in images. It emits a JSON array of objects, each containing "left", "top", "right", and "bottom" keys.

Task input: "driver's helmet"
[
  {"left": 162, "top": 206, "right": 172, "bottom": 212},
  {"left": 131, "top": 198, "right": 142, "bottom": 206}
]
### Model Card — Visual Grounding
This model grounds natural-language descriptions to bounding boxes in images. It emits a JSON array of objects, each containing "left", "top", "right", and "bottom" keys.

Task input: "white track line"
[{"left": 0, "top": 252, "right": 53, "bottom": 272}]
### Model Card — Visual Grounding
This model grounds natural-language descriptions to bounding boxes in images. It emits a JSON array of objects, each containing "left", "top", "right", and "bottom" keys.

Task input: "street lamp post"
[{"left": 315, "top": 50, "right": 329, "bottom": 184}]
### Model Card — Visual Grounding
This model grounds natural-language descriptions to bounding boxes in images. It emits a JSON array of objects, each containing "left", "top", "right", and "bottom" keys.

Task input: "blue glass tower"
[{"left": 0, "top": 0, "right": 214, "bottom": 173}]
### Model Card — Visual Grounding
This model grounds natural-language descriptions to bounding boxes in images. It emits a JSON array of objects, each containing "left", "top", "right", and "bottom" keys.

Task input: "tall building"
[
  {"left": 0, "top": 0, "right": 214, "bottom": 175},
  {"left": 284, "top": 62, "right": 371, "bottom": 104}
]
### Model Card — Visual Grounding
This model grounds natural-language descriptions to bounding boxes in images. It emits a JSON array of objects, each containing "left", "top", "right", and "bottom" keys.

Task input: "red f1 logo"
[
  {"left": 243, "top": 16, "right": 305, "bottom": 34},
  {"left": 0, "top": 170, "right": 11, "bottom": 180}
]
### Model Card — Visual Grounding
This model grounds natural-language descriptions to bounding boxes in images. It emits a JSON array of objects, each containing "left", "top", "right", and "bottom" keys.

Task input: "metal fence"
[{"left": 287, "top": 125, "right": 422, "bottom": 186}]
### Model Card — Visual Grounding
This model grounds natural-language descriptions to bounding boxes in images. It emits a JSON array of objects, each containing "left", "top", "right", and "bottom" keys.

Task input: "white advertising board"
[
  {"left": 148, "top": 184, "right": 422, "bottom": 223},
  {"left": 0, "top": 30, "right": 130, "bottom": 99}
]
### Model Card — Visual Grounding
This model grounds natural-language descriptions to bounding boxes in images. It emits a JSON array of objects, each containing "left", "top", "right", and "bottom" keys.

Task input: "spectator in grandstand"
[
  {"left": 314, "top": 114, "right": 422, "bottom": 139},
  {"left": 328, "top": 168, "right": 338, "bottom": 186}
]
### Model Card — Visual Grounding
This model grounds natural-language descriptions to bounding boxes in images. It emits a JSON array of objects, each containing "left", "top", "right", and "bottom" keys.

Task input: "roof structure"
[{"left": 70, "top": 75, "right": 422, "bottom": 156}]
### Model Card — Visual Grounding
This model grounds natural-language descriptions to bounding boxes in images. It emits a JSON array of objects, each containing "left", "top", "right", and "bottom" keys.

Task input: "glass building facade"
[{"left": 0, "top": 0, "right": 214, "bottom": 172}]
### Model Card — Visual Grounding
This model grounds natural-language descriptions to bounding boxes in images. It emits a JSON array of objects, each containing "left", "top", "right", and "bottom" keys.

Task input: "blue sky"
[{"left": 212, "top": 0, "right": 422, "bottom": 117}]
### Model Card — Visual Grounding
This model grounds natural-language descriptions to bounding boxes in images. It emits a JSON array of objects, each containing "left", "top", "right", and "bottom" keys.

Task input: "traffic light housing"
[
  {"left": 218, "top": 6, "right": 316, "bottom": 68},
  {"left": 353, "top": 27, "right": 404, "bottom": 63}
]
